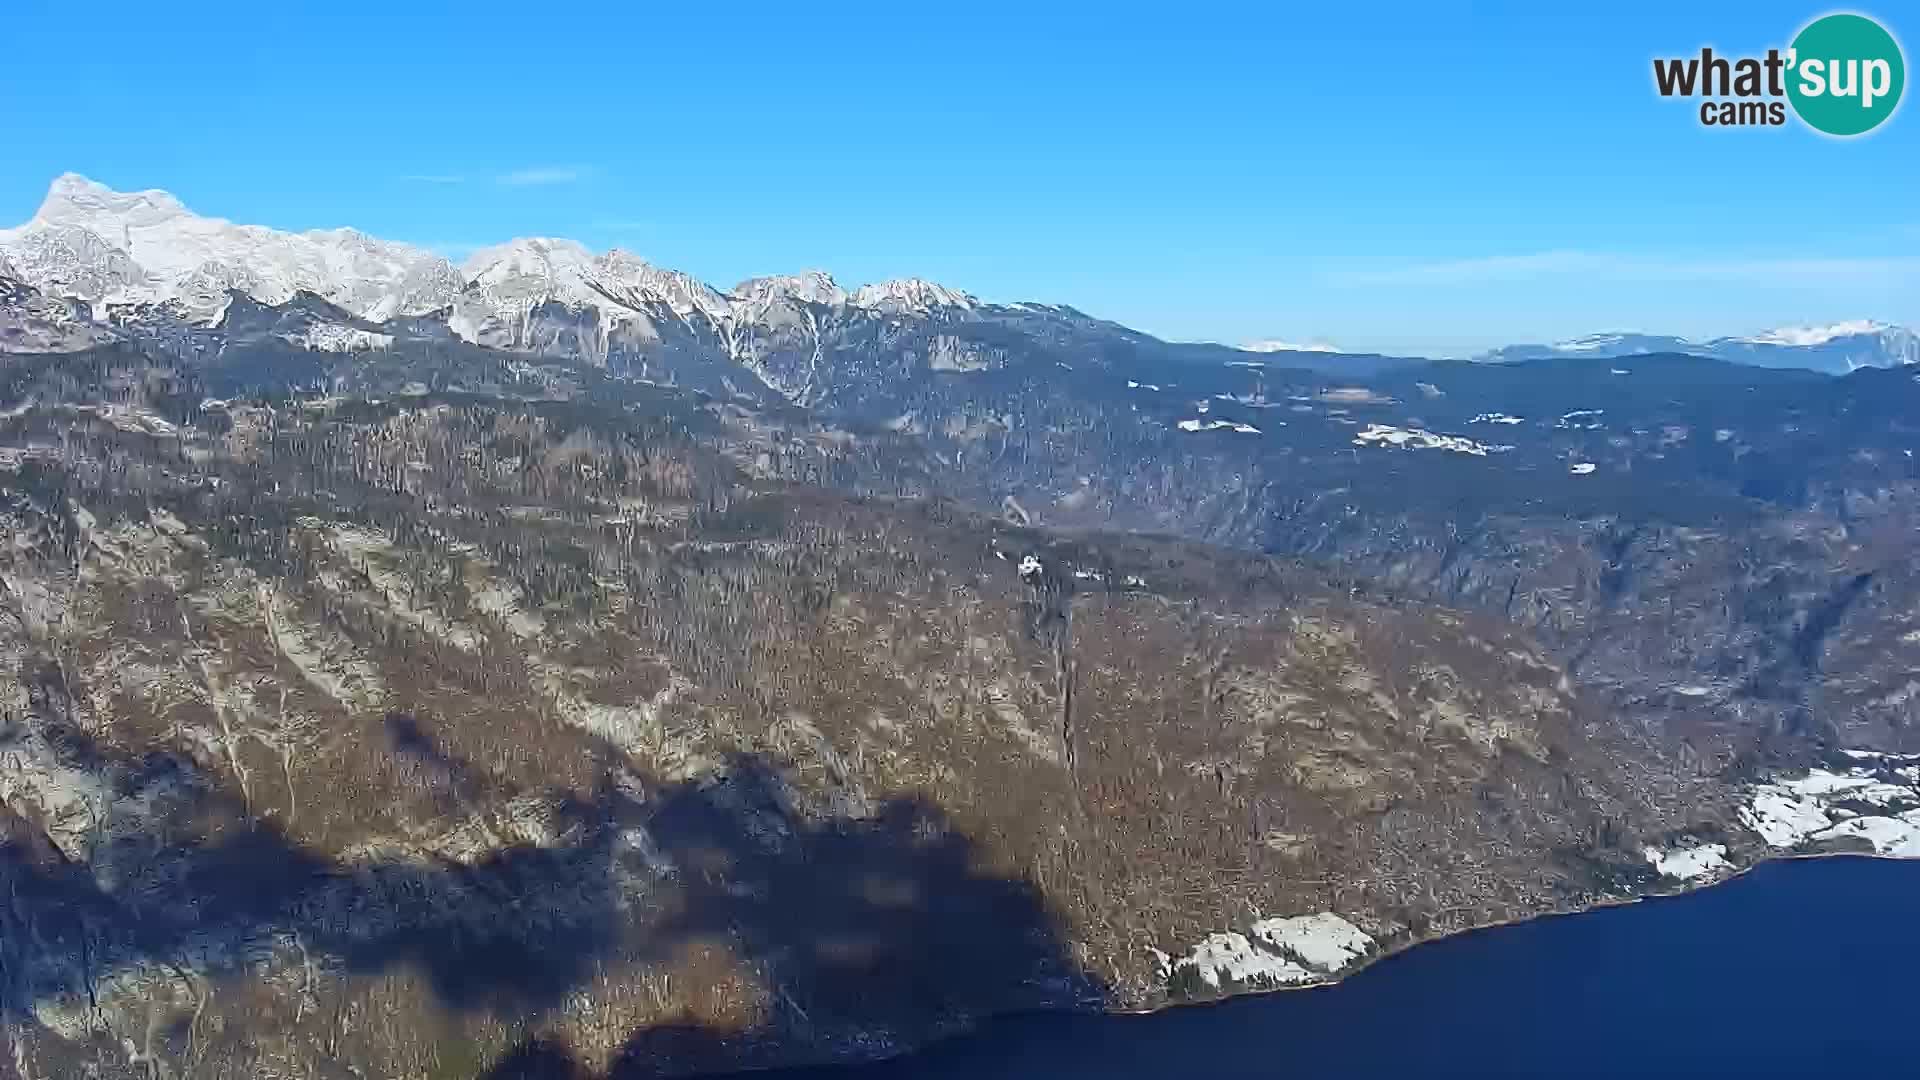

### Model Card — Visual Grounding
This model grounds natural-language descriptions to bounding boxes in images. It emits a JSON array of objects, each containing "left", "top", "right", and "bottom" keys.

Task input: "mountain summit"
[
  {"left": 1478, "top": 323, "right": 1919, "bottom": 373},
  {"left": 0, "top": 175, "right": 982, "bottom": 335},
  {"left": 0, "top": 173, "right": 463, "bottom": 322},
  {"left": 2, "top": 175, "right": 1911, "bottom": 378}
]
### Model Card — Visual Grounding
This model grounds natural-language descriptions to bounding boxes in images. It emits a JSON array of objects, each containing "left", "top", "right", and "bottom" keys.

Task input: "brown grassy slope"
[{"left": 0, "top": 399, "right": 1723, "bottom": 1077}]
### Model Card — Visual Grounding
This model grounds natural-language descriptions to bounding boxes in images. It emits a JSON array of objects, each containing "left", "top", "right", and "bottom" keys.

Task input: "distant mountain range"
[
  {"left": 0, "top": 174, "right": 1419, "bottom": 401},
  {"left": 1, "top": 173, "right": 1914, "bottom": 379},
  {"left": 8, "top": 172, "right": 1920, "bottom": 1079},
  {"left": 1475, "top": 324, "right": 1920, "bottom": 374}
]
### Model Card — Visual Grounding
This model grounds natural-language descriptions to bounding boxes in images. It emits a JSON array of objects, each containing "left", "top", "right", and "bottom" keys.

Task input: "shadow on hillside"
[{"left": 0, "top": 721, "right": 1103, "bottom": 1077}]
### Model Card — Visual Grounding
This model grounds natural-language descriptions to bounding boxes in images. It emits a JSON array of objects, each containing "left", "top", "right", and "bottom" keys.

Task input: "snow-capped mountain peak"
[
  {"left": 2, "top": 175, "right": 997, "bottom": 346},
  {"left": 1242, "top": 337, "right": 1341, "bottom": 354},
  {"left": 731, "top": 270, "right": 848, "bottom": 309},
  {"left": 1548, "top": 332, "right": 1640, "bottom": 353},
  {"left": 0, "top": 173, "right": 463, "bottom": 323},
  {"left": 458, "top": 239, "right": 732, "bottom": 323},
  {"left": 462, "top": 237, "right": 598, "bottom": 293},
  {"left": 594, "top": 249, "right": 732, "bottom": 321},
  {"left": 850, "top": 277, "right": 976, "bottom": 313},
  {"left": 1478, "top": 321, "right": 1919, "bottom": 373},
  {"left": 34, "top": 172, "right": 190, "bottom": 233},
  {"left": 1736, "top": 320, "right": 1895, "bottom": 347}
]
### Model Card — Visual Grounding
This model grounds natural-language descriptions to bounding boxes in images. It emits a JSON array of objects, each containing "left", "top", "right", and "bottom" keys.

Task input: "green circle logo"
[{"left": 1787, "top": 13, "right": 1906, "bottom": 136}]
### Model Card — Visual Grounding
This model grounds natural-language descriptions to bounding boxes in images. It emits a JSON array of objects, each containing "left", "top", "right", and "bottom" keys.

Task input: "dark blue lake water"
[{"left": 760, "top": 856, "right": 1919, "bottom": 1079}]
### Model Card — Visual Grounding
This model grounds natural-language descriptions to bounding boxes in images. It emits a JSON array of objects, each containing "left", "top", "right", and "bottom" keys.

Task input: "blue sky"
[{"left": 2, "top": 0, "right": 1914, "bottom": 355}]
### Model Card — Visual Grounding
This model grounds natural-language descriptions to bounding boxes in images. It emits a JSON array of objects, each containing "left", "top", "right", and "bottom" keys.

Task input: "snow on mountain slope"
[
  {"left": 0, "top": 174, "right": 462, "bottom": 323},
  {"left": 1737, "top": 320, "right": 1900, "bottom": 348},
  {"left": 1548, "top": 333, "right": 1646, "bottom": 353},
  {"left": 445, "top": 237, "right": 744, "bottom": 367},
  {"left": 20, "top": 173, "right": 1900, "bottom": 381},
  {"left": 1719, "top": 322, "right": 1920, "bottom": 370},
  {"left": 459, "top": 237, "right": 607, "bottom": 315},
  {"left": 0, "top": 176, "right": 990, "bottom": 367},
  {"left": 850, "top": 277, "right": 976, "bottom": 313},
  {"left": 1479, "top": 323, "right": 1918, "bottom": 372},
  {"left": 1242, "top": 338, "right": 1340, "bottom": 354},
  {"left": 0, "top": 277, "right": 118, "bottom": 353},
  {"left": 0, "top": 220, "right": 147, "bottom": 305},
  {"left": 456, "top": 239, "right": 732, "bottom": 322},
  {"left": 593, "top": 249, "right": 732, "bottom": 321},
  {"left": 732, "top": 270, "right": 849, "bottom": 310}
]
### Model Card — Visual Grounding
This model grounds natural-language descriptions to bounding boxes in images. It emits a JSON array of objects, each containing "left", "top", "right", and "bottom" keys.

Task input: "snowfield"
[
  {"left": 1249, "top": 913, "right": 1375, "bottom": 972},
  {"left": 1169, "top": 932, "right": 1314, "bottom": 989},
  {"left": 1178, "top": 418, "right": 1261, "bottom": 434},
  {"left": 1738, "top": 758, "right": 1920, "bottom": 855},
  {"left": 1642, "top": 843, "right": 1730, "bottom": 881},
  {"left": 0, "top": 174, "right": 986, "bottom": 359},
  {"left": 1166, "top": 912, "right": 1374, "bottom": 990},
  {"left": 1353, "top": 424, "right": 1508, "bottom": 456}
]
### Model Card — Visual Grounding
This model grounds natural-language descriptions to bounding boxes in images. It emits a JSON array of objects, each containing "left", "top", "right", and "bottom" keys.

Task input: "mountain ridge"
[
  {"left": 1478, "top": 322, "right": 1920, "bottom": 373},
  {"left": 7, "top": 175, "right": 1920, "bottom": 1077},
  {"left": 4, "top": 175, "right": 1911, "bottom": 379}
]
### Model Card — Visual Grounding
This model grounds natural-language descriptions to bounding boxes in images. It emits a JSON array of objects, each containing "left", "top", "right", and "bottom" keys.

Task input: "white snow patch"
[
  {"left": 1642, "top": 843, "right": 1729, "bottom": 881},
  {"left": 1569, "top": 462, "right": 1597, "bottom": 475},
  {"left": 1241, "top": 338, "right": 1340, "bottom": 354},
  {"left": 1168, "top": 912, "right": 1374, "bottom": 990},
  {"left": 1739, "top": 759, "right": 1920, "bottom": 850},
  {"left": 850, "top": 277, "right": 975, "bottom": 313},
  {"left": 1811, "top": 811, "right": 1920, "bottom": 856},
  {"left": 1353, "top": 424, "right": 1507, "bottom": 456},
  {"left": 1470, "top": 412, "right": 1525, "bottom": 425},
  {"left": 1178, "top": 418, "right": 1261, "bottom": 434},
  {"left": 1740, "top": 790, "right": 1833, "bottom": 848},
  {"left": 1173, "top": 933, "right": 1313, "bottom": 988},
  {"left": 1739, "top": 320, "right": 1891, "bottom": 347},
  {"left": 1780, "top": 769, "right": 1877, "bottom": 798},
  {"left": 1549, "top": 333, "right": 1629, "bottom": 353},
  {"left": 1248, "top": 913, "right": 1374, "bottom": 972},
  {"left": 282, "top": 322, "right": 393, "bottom": 352}
]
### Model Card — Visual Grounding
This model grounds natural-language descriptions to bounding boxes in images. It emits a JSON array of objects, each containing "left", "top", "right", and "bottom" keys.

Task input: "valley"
[{"left": 2, "top": 177, "right": 1918, "bottom": 1077}]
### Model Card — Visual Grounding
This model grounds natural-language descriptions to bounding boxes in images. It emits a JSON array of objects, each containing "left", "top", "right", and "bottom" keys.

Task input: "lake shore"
[
  {"left": 1130, "top": 846, "right": 1916, "bottom": 1017},
  {"left": 759, "top": 854, "right": 1920, "bottom": 1078}
]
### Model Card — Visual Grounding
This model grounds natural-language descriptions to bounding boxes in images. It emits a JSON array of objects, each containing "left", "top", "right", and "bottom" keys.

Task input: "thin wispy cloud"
[
  {"left": 400, "top": 174, "right": 466, "bottom": 185},
  {"left": 1327, "top": 251, "right": 1920, "bottom": 288},
  {"left": 497, "top": 165, "right": 592, "bottom": 187}
]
